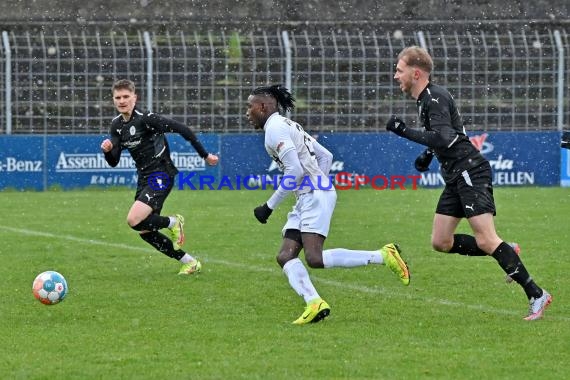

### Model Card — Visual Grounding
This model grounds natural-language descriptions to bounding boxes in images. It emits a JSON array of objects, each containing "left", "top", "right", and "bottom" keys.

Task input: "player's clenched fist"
[
  {"left": 254, "top": 203, "right": 273, "bottom": 224},
  {"left": 101, "top": 139, "right": 113, "bottom": 152},
  {"left": 205, "top": 153, "right": 219, "bottom": 166},
  {"left": 414, "top": 148, "right": 434, "bottom": 172},
  {"left": 385, "top": 115, "right": 407, "bottom": 136}
]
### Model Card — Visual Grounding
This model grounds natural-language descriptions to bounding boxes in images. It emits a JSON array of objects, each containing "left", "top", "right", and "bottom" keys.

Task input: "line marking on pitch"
[{"left": 1, "top": 225, "right": 565, "bottom": 321}]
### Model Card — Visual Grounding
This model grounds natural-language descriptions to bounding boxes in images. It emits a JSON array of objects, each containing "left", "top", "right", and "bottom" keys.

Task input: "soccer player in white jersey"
[{"left": 246, "top": 84, "right": 410, "bottom": 325}]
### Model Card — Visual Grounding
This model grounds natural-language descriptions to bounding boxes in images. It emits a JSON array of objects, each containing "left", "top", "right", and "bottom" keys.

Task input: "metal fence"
[{"left": 0, "top": 27, "right": 568, "bottom": 134}]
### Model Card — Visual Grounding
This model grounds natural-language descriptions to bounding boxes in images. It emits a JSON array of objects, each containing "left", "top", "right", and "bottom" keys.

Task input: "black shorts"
[
  {"left": 436, "top": 162, "right": 496, "bottom": 218},
  {"left": 134, "top": 173, "right": 174, "bottom": 214}
]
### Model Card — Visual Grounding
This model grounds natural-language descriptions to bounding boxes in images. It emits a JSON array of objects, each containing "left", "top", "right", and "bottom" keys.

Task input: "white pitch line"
[{"left": 1, "top": 225, "right": 566, "bottom": 321}]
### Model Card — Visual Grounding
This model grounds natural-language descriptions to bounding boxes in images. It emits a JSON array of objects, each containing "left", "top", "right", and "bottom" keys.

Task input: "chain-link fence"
[{"left": 1, "top": 27, "right": 568, "bottom": 134}]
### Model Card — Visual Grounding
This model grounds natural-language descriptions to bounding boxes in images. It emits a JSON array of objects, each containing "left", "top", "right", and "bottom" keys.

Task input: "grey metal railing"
[{"left": 0, "top": 27, "right": 568, "bottom": 134}]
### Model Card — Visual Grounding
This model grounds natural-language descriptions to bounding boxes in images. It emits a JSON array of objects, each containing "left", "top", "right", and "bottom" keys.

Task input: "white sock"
[
  {"left": 179, "top": 253, "right": 196, "bottom": 264},
  {"left": 168, "top": 216, "right": 176, "bottom": 229},
  {"left": 282, "top": 258, "right": 320, "bottom": 303},
  {"left": 322, "top": 248, "right": 383, "bottom": 268}
]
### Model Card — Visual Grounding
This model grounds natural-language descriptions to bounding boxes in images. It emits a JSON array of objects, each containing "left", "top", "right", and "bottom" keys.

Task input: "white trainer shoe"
[{"left": 524, "top": 290, "right": 552, "bottom": 321}]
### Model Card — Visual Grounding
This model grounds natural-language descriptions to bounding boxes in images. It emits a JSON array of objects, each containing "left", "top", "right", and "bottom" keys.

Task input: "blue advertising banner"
[
  {"left": 221, "top": 131, "right": 561, "bottom": 189},
  {"left": 0, "top": 134, "right": 219, "bottom": 190},
  {"left": 48, "top": 134, "right": 219, "bottom": 190},
  {"left": 462, "top": 131, "right": 559, "bottom": 187},
  {"left": 0, "top": 136, "right": 45, "bottom": 190},
  {"left": 0, "top": 132, "right": 562, "bottom": 190}
]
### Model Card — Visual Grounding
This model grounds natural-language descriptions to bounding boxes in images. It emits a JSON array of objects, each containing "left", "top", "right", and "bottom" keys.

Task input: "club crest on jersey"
[{"left": 129, "top": 126, "right": 136, "bottom": 135}]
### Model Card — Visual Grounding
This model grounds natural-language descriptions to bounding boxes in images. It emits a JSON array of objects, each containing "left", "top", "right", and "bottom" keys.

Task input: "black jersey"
[
  {"left": 104, "top": 108, "right": 209, "bottom": 178},
  {"left": 399, "top": 83, "right": 486, "bottom": 182}
]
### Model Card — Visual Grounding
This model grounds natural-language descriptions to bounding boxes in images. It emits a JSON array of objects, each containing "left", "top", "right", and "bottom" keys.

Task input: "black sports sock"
[
  {"left": 140, "top": 231, "right": 185, "bottom": 260},
  {"left": 492, "top": 241, "right": 542, "bottom": 299},
  {"left": 449, "top": 234, "right": 487, "bottom": 256},
  {"left": 132, "top": 214, "right": 170, "bottom": 231}
]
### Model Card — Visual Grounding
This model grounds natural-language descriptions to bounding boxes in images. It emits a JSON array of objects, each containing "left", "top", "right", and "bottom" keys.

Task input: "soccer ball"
[{"left": 32, "top": 271, "right": 68, "bottom": 305}]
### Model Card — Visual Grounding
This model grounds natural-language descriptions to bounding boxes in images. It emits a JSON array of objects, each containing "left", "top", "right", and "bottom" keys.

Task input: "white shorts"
[{"left": 282, "top": 189, "right": 337, "bottom": 238}]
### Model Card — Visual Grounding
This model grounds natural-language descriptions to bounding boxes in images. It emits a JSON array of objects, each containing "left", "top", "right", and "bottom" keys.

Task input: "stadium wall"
[
  {"left": 1, "top": 0, "right": 569, "bottom": 24},
  {"left": 0, "top": 132, "right": 562, "bottom": 191}
]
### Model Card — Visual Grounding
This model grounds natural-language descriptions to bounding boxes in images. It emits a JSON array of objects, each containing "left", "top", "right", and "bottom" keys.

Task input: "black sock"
[
  {"left": 140, "top": 231, "right": 185, "bottom": 260},
  {"left": 449, "top": 234, "right": 487, "bottom": 256},
  {"left": 132, "top": 214, "right": 170, "bottom": 231},
  {"left": 492, "top": 241, "right": 542, "bottom": 299}
]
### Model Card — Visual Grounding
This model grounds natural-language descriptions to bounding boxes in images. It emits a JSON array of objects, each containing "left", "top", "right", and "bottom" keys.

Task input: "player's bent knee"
[
  {"left": 474, "top": 237, "right": 497, "bottom": 254},
  {"left": 276, "top": 254, "right": 287, "bottom": 268},
  {"left": 432, "top": 240, "right": 452, "bottom": 253},
  {"left": 126, "top": 215, "right": 140, "bottom": 228},
  {"left": 130, "top": 219, "right": 147, "bottom": 231},
  {"left": 277, "top": 251, "right": 295, "bottom": 267},
  {"left": 304, "top": 252, "right": 324, "bottom": 268}
]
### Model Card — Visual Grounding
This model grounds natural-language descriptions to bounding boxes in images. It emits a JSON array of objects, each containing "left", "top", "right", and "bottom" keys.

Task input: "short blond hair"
[
  {"left": 397, "top": 46, "right": 433, "bottom": 74},
  {"left": 112, "top": 79, "right": 135, "bottom": 93}
]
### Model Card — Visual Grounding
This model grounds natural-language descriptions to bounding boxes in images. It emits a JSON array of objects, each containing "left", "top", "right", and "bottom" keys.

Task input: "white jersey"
[{"left": 264, "top": 112, "right": 333, "bottom": 209}]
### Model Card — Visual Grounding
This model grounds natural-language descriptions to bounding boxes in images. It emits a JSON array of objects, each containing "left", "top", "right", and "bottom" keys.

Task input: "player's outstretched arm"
[
  {"left": 386, "top": 114, "right": 448, "bottom": 149},
  {"left": 146, "top": 113, "right": 211, "bottom": 159}
]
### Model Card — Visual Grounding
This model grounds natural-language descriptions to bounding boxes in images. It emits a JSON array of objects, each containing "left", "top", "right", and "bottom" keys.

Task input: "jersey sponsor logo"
[{"left": 123, "top": 139, "right": 142, "bottom": 148}]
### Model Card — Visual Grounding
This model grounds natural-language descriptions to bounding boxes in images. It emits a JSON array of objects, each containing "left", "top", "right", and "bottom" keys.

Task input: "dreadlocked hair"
[{"left": 251, "top": 84, "right": 295, "bottom": 113}]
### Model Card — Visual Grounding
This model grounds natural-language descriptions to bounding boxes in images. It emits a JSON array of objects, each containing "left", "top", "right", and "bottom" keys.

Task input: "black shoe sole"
[{"left": 310, "top": 308, "right": 331, "bottom": 323}]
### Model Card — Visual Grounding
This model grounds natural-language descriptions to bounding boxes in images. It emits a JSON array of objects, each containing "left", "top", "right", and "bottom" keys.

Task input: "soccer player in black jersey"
[
  {"left": 386, "top": 46, "right": 552, "bottom": 320},
  {"left": 101, "top": 79, "right": 219, "bottom": 275}
]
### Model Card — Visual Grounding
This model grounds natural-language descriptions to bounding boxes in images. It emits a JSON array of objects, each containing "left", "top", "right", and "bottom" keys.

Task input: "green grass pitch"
[{"left": 1, "top": 187, "right": 568, "bottom": 379}]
